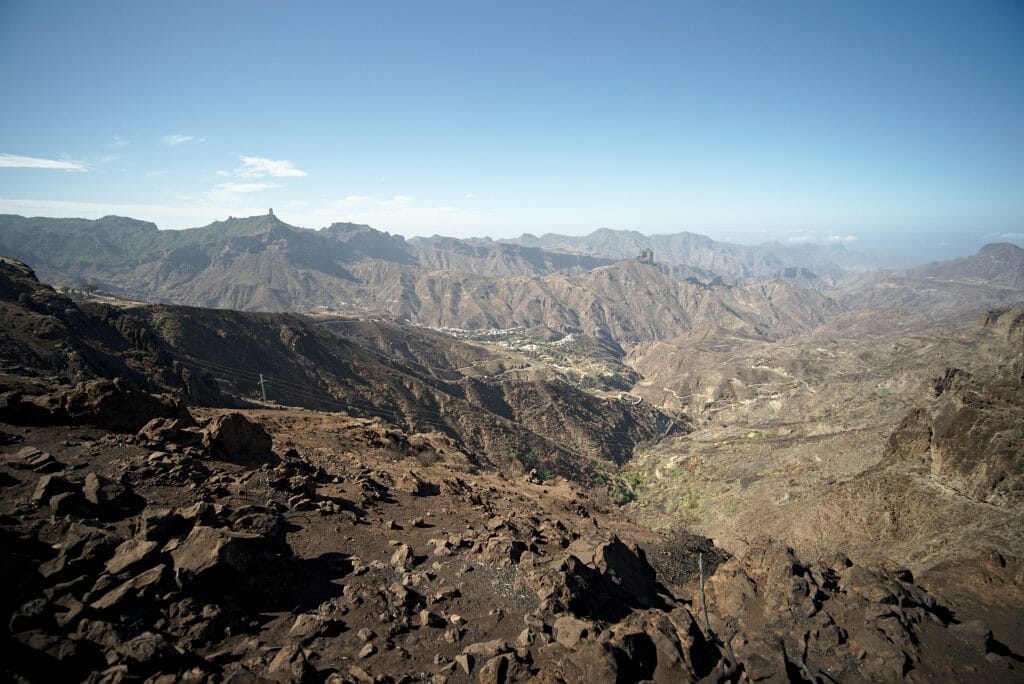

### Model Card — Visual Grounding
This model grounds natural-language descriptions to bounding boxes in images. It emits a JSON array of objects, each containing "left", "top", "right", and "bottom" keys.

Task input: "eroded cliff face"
[{"left": 887, "top": 307, "right": 1024, "bottom": 507}]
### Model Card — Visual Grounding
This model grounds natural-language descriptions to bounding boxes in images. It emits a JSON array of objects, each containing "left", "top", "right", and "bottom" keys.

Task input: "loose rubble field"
[{"left": 2, "top": 386, "right": 1020, "bottom": 682}]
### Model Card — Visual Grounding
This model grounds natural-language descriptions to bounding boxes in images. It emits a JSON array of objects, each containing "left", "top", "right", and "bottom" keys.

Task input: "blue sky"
[{"left": 1, "top": 1, "right": 1022, "bottom": 260}]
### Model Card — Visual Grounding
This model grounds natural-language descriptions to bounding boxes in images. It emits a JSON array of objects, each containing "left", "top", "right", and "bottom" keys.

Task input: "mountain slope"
[
  {"left": 909, "top": 242, "right": 1024, "bottom": 289},
  {"left": 0, "top": 214, "right": 847, "bottom": 347},
  {"left": 7, "top": 213, "right": 1021, "bottom": 348},
  {"left": 409, "top": 235, "right": 616, "bottom": 276},
  {"left": 0, "top": 214, "right": 614, "bottom": 303},
  {"left": 0, "top": 257, "right": 681, "bottom": 480},
  {"left": 361, "top": 260, "right": 841, "bottom": 345}
]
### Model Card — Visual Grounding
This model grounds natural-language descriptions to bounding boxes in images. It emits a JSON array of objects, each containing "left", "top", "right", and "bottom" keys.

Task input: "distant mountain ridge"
[
  {"left": 909, "top": 242, "right": 1024, "bottom": 289},
  {"left": 502, "top": 227, "right": 911, "bottom": 283},
  {"left": 409, "top": 234, "right": 617, "bottom": 277},
  {"left": 835, "top": 243, "right": 1024, "bottom": 317},
  {"left": 1, "top": 213, "right": 1020, "bottom": 342},
  {"left": 0, "top": 213, "right": 843, "bottom": 345}
]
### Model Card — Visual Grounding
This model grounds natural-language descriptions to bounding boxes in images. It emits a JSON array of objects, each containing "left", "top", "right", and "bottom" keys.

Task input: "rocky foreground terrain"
[
  {"left": 3, "top": 394, "right": 1021, "bottom": 683},
  {"left": 1, "top": 250, "right": 1023, "bottom": 682}
]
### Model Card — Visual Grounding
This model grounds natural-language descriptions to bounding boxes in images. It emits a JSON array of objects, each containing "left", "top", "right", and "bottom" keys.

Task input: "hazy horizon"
[
  {"left": 2, "top": 1, "right": 1022, "bottom": 264},
  {"left": 5, "top": 206, "right": 1018, "bottom": 266}
]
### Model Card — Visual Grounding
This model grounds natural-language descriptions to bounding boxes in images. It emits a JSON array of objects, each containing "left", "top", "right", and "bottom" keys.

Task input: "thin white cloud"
[
  {"left": 162, "top": 134, "right": 204, "bottom": 146},
  {"left": 0, "top": 154, "right": 89, "bottom": 171},
  {"left": 787, "top": 233, "right": 857, "bottom": 245},
  {"left": 319, "top": 194, "right": 489, "bottom": 235},
  {"left": 198, "top": 155, "right": 300, "bottom": 209},
  {"left": 236, "top": 156, "right": 307, "bottom": 178},
  {"left": 206, "top": 182, "right": 278, "bottom": 202},
  {"left": 107, "top": 136, "right": 130, "bottom": 150},
  {"left": 335, "top": 194, "right": 415, "bottom": 209},
  {"left": 339, "top": 194, "right": 375, "bottom": 205}
]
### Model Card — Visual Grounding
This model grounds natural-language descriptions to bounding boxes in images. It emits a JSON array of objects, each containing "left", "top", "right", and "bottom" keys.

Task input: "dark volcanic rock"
[
  {"left": 525, "top": 535, "right": 667, "bottom": 621},
  {"left": 82, "top": 472, "right": 127, "bottom": 507},
  {"left": 1, "top": 378, "right": 191, "bottom": 432},
  {"left": 202, "top": 413, "right": 275, "bottom": 463},
  {"left": 136, "top": 416, "right": 200, "bottom": 446},
  {"left": 5, "top": 446, "right": 64, "bottom": 473},
  {"left": 705, "top": 538, "right": 1022, "bottom": 682},
  {"left": 58, "top": 379, "right": 191, "bottom": 432},
  {"left": 38, "top": 523, "right": 121, "bottom": 583},
  {"left": 170, "top": 523, "right": 294, "bottom": 596},
  {"left": 31, "top": 474, "right": 78, "bottom": 505}
]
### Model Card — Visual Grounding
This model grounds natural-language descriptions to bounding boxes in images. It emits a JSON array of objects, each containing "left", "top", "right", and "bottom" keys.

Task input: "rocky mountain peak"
[{"left": 979, "top": 242, "right": 1024, "bottom": 259}]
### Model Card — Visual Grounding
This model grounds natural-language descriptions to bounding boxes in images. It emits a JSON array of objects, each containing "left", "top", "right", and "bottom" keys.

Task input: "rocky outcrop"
[
  {"left": 705, "top": 539, "right": 1021, "bottom": 682},
  {"left": 887, "top": 366, "right": 1024, "bottom": 506},
  {"left": 5, "top": 491, "right": 297, "bottom": 681},
  {"left": 0, "top": 378, "right": 191, "bottom": 433},
  {"left": 522, "top": 535, "right": 666, "bottom": 621}
]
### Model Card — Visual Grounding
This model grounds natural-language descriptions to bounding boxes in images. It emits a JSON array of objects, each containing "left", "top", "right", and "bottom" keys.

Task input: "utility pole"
[{"left": 258, "top": 374, "right": 268, "bottom": 402}]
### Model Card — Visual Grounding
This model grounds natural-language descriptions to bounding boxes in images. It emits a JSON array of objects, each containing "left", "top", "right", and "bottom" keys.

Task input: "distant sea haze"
[{"left": 850, "top": 228, "right": 1021, "bottom": 265}]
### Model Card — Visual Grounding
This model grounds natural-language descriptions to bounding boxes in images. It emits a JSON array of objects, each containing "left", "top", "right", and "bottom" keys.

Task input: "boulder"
[
  {"left": 527, "top": 535, "right": 665, "bottom": 621},
  {"left": 478, "top": 653, "right": 530, "bottom": 684},
  {"left": 267, "top": 643, "right": 315, "bottom": 682},
  {"left": 105, "top": 538, "right": 160, "bottom": 575},
  {"left": 390, "top": 543, "right": 415, "bottom": 569},
  {"left": 115, "top": 631, "right": 182, "bottom": 668},
  {"left": 91, "top": 564, "right": 170, "bottom": 611},
  {"left": 136, "top": 417, "right": 198, "bottom": 445},
  {"left": 462, "top": 640, "right": 511, "bottom": 659},
  {"left": 553, "top": 616, "right": 596, "bottom": 650},
  {"left": 49, "top": 491, "right": 91, "bottom": 517},
  {"left": 229, "top": 505, "right": 288, "bottom": 544},
  {"left": 8, "top": 598, "right": 56, "bottom": 633},
  {"left": 82, "top": 472, "right": 127, "bottom": 507},
  {"left": 561, "top": 640, "right": 622, "bottom": 683},
  {"left": 395, "top": 470, "right": 438, "bottom": 496},
  {"left": 700, "top": 539, "right": 1021, "bottom": 681},
  {"left": 31, "top": 474, "right": 78, "bottom": 504},
  {"left": 289, "top": 613, "right": 342, "bottom": 641},
  {"left": 610, "top": 610, "right": 706, "bottom": 683},
  {"left": 6, "top": 446, "right": 64, "bottom": 472},
  {"left": 170, "top": 524, "right": 293, "bottom": 594},
  {"left": 419, "top": 609, "right": 445, "bottom": 628},
  {"left": 201, "top": 413, "right": 274, "bottom": 463},
  {"left": 39, "top": 524, "right": 121, "bottom": 581}
]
